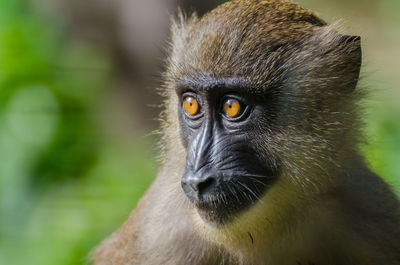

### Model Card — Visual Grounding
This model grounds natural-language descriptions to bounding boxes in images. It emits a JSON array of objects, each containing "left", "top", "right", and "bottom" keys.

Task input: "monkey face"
[{"left": 177, "top": 77, "right": 281, "bottom": 225}]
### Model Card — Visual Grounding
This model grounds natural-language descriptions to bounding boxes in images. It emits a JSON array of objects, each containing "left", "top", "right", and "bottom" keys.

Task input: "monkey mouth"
[
  {"left": 194, "top": 196, "right": 245, "bottom": 224},
  {"left": 191, "top": 178, "right": 273, "bottom": 225}
]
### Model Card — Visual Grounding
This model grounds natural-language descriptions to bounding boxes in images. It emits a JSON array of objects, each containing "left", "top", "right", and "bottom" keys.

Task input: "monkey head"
[{"left": 163, "top": 0, "right": 362, "bottom": 239}]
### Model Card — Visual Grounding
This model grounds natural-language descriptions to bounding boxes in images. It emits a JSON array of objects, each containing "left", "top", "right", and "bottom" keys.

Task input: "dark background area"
[{"left": 0, "top": 0, "right": 399, "bottom": 264}]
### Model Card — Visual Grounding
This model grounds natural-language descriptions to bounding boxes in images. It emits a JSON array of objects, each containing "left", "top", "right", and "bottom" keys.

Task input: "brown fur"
[{"left": 92, "top": 1, "right": 400, "bottom": 264}]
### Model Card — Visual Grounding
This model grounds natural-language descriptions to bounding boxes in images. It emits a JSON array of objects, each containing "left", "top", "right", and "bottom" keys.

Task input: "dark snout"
[{"left": 181, "top": 170, "right": 218, "bottom": 202}]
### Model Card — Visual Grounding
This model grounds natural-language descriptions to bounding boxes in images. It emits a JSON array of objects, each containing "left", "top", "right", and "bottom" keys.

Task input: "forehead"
[{"left": 169, "top": 0, "right": 325, "bottom": 81}]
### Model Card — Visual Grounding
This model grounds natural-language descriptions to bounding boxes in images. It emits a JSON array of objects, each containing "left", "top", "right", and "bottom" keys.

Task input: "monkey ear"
[
  {"left": 300, "top": 31, "right": 362, "bottom": 92},
  {"left": 338, "top": 34, "right": 362, "bottom": 90},
  {"left": 290, "top": 31, "right": 362, "bottom": 93},
  {"left": 339, "top": 34, "right": 361, "bottom": 57}
]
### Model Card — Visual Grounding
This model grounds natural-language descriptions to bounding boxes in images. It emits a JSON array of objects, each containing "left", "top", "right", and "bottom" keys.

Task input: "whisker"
[{"left": 237, "top": 180, "right": 263, "bottom": 203}]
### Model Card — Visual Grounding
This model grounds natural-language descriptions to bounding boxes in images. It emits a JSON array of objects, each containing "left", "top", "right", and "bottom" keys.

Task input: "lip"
[
  {"left": 195, "top": 199, "right": 236, "bottom": 225},
  {"left": 192, "top": 188, "right": 254, "bottom": 225}
]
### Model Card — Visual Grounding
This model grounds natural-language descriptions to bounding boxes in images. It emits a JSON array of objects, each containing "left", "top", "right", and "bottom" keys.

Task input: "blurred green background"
[{"left": 0, "top": 0, "right": 399, "bottom": 264}]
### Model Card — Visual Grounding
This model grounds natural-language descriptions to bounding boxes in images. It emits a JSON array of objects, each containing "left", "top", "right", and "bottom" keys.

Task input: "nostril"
[{"left": 197, "top": 176, "right": 216, "bottom": 195}]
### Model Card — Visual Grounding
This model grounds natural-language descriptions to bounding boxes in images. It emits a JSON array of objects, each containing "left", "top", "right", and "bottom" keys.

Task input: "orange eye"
[
  {"left": 223, "top": 99, "right": 241, "bottom": 118},
  {"left": 183, "top": 96, "right": 199, "bottom": 116}
]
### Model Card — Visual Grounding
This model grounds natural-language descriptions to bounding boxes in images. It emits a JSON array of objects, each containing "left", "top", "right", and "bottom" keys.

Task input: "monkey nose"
[{"left": 181, "top": 174, "right": 217, "bottom": 201}]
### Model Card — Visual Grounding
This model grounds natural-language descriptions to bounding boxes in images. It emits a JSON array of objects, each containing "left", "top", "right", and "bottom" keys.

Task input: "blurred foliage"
[
  {"left": 0, "top": 1, "right": 155, "bottom": 264},
  {"left": 364, "top": 100, "right": 400, "bottom": 190},
  {"left": 0, "top": 0, "right": 399, "bottom": 265}
]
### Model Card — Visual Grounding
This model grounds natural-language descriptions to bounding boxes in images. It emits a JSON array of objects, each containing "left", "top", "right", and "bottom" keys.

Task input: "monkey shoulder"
[{"left": 323, "top": 161, "right": 400, "bottom": 264}]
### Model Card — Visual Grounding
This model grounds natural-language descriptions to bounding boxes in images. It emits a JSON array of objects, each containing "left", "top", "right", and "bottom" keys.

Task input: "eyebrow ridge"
[{"left": 176, "top": 76, "right": 253, "bottom": 93}]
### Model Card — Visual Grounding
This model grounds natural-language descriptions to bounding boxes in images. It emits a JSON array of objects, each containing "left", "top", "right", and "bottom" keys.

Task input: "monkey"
[{"left": 92, "top": 0, "right": 400, "bottom": 264}]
